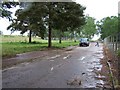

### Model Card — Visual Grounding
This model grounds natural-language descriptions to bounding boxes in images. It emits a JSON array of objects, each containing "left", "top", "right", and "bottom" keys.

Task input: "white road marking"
[
  {"left": 63, "top": 55, "right": 70, "bottom": 59},
  {"left": 49, "top": 55, "right": 60, "bottom": 59},
  {"left": 82, "top": 61, "right": 85, "bottom": 63},
  {"left": 51, "top": 67, "right": 54, "bottom": 71},
  {"left": 64, "top": 51, "right": 73, "bottom": 53},
  {"left": 81, "top": 57, "right": 85, "bottom": 60},
  {"left": 56, "top": 64, "right": 62, "bottom": 67},
  {"left": 21, "top": 62, "right": 30, "bottom": 65},
  {"left": 50, "top": 60, "right": 54, "bottom": 61},
  {"left": 50, "top": 64, "right": 63, "bottom": 71}
]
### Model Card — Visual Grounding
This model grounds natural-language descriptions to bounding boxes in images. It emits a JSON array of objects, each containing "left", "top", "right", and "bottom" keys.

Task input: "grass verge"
[{"left": 2, "top": 40, "right": 79, "bottom": 58}]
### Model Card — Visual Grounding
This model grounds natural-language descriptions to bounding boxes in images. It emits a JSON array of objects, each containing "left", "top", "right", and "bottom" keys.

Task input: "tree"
[
  {"left": 51, "top": 2, "right": 86, "bottom": 43},
  {"left": 7, "top": 2, "right": 47, "bottom": 43},
  {"left": 0, "top": 1, "right": 19, "bottom": 21},
  {"left": 80, "top": 16, "right": 96, "bottom": 39},
  {"left": 98, "top": 16, "right": 118, "bottom": 39},
  {"left": 7, "top": 2, "right": 86, "bottom": 47}
]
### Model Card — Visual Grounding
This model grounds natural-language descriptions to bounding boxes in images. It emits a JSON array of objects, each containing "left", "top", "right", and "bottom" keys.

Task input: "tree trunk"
[
  {"left": 74, "top": 39, "right": 76, "bottom": 42},
  {"left": 59, "top": 30, "right": 62, "bottom": 44},
  {"left": 59, "top": 36, "right": 62, "bottom": 44},
  {"left": 48, "top": 25, "right": 52, "bottom": 48},
  {"left": 74, "top": 31, "right": 76, "bottom": 42},
  {"left": 29, "top": 30, "right": 32, "bottom": 43},
  {"left": 48, "top": 3, "right": 52, "bottom": 48}
]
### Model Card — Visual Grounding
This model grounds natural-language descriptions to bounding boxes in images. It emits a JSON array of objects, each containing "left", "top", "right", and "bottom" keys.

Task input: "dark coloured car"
[{"left": 79, "top": 38, "right": 89, "bottom": 46}]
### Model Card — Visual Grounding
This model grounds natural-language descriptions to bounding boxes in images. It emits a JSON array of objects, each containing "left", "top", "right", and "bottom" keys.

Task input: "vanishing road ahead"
[{"left": 3, "top": 42, "right": 105, "bottom": 88}]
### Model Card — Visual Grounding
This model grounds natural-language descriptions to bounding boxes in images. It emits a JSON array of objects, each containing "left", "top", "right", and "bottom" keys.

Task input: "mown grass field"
[{"left": 1, "top": 35, "right": 79, "bottom": 58}]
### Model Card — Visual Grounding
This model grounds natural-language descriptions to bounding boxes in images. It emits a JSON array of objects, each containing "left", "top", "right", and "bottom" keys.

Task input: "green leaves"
[
  {"left": 80, "top": 16, "right": 96, "bottom": 39},
  {"left": 6, "top": 2, "right": 86, "bottom": 46},
  {"left": 1, "top": 2, "right": 19, "bottom": 21},
  {"left": 99, "top": 16, "right": 118, "bottom": 39}
]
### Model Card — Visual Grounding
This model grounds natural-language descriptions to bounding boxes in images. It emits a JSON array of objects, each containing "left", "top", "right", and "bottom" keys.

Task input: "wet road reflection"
[{"left": 2, "top": 42, "right": 106, "bottom": 88}]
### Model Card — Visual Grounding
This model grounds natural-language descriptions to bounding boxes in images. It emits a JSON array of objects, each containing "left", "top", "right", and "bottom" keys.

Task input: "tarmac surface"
[{"left": 2, "top": 42, "right": 106, "bottom": 88}]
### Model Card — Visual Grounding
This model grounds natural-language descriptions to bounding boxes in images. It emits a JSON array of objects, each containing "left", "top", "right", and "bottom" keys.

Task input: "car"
[{"left": 79, "top": 38, "right": 89, "bottom": 47}]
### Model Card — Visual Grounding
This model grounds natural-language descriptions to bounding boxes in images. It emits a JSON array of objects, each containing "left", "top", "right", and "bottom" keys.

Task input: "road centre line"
[
  {"left": 63, "top": 55, "right": 70, "bottom": 59},
  {"left": 49, "top": 55, "right": 61, "bottom": 59},
  {"left": 56, "top": 64, "right": 62, "bottom": 67},
  {"left": 81, "top": 57, "right": 85, "bottom": 60},
  {"left": 50, "top": 60, "right": 54, "bottom": 61},
  {"left": 50, "top": 63, "right": 63, "bottom": 71},
  {"left": 78, "top": 57, "right": 85, "bottom": 60},
  {"left": 51, "top": 67, "right": 54, "bottom": 71}
]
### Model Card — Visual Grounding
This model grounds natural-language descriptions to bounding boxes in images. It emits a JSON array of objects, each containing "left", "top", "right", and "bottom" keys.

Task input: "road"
[{"left": 2, "top": 42, "right": 105, "bottom": 88}]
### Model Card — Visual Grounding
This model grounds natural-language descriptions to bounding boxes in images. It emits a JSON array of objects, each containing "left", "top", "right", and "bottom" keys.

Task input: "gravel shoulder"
[{"left": 100, "top": 45, "right": 120, "bottom": 89}]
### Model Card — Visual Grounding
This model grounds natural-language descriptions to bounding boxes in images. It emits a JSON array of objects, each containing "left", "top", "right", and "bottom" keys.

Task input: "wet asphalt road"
[{"left": 2, "top": 42, "right": 104, "bottom": 88}]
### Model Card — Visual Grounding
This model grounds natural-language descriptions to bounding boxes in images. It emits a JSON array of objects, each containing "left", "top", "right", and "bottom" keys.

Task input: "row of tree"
[
  {"left": 96, "top": 16, "right": 119, "bottom": 39},
  {"left": 4, "top": 2, "right": 86, "bottom": 47},
  {"left": 1, "top": 1, "right": 118, "bottom": 46}
]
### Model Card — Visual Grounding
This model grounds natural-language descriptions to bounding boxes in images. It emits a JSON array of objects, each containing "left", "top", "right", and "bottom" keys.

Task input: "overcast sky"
[
  {"left": 0, "top": 0, "right": 119, "bottom": 35},
  {"left": 76, "top": 0, "right": 119, "bottom": 21}
]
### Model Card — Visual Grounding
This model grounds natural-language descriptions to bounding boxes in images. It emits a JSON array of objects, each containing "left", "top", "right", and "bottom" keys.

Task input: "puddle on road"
[
  {"left": 94, "top": 65, "right": 102, "bottom": 71},
  {"left": 87, "top": 69, "right": 93, "bottom": 72},
  {"left": 92, "top": 54, "right": 106, "bottom": 88},
  {"left": 79, "top": 50, "right": 106, "bottom": 88},
  {"left": 96, "top": 50, "right": 103, "bottom": 54},
  {"left": 95, "top": 74, "right": 106, "bottom": 80}
]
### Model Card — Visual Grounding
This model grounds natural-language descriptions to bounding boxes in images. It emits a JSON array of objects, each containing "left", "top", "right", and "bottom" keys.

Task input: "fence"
[
  {"left": 104, "top": 33, "right": 120, "bottom": 55},
  {"left": 104, "top": 32, "right": 120, "bottom": 86}
]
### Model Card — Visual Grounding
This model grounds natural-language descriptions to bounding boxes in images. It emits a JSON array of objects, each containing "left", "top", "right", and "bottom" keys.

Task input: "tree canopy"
[
  {"left": 7, "top": 2, "right": 86, "bottom": 47},
  {"left": 98, "top": 16, "right": 118, "bottom": 39},
  {"left": 80, "top": 16, "right": 97, "bottom": 39},
  {"left": 0, "top": 2, "right": 19, "bottom": 21}
]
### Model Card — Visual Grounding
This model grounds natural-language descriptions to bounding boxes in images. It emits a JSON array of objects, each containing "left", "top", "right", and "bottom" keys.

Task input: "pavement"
[{"left": 2, "top": 42, "right": 109, "bottom": 88}]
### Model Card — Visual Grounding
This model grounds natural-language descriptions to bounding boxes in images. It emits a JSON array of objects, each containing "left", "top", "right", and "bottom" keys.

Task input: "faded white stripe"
[
  {"left": 51, "top": 67, "right": 54, "bottom": 71},
  {"left": 81, "top": 57, "right": 85, "bottom": 60},
  {"left": 63, "top": 55, "right": 70, "bottom": 59}
]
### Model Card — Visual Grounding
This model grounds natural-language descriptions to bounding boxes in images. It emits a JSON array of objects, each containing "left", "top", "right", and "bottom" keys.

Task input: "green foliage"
[
  {"left": 1, "top": 2, "right": 19, "bottom": 21},
  {"left": 80, "top": 16, "right": 97, "bottom": 38},
  {"left": 98, "top": 16, "right": 118, "bottom": 39},
  {"left": 51, "top": 2, "right": 86, "bottom": 43},
  {"left": 52, "top": 2, "right": 86, "bottom": 31},
  {"left": 7, "top": 2, "right": 86, "bottom": 46},
  {"left": 2, "top": 42, "right": 47, "bottom": 58}
]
